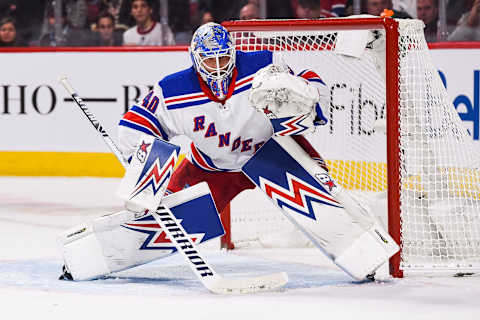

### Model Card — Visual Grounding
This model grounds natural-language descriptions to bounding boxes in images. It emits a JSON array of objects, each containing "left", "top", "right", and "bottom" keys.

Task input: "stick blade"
[{"left": 206, "top": 272, "right": 288, "bottom": 294}]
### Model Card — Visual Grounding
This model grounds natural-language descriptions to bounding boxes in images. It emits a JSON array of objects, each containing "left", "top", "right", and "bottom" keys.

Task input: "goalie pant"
[{"left": 166, "top": 135, "right": 328, "bottom": 213}]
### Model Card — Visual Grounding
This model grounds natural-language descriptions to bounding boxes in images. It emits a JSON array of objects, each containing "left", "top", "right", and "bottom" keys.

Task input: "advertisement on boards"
[{"left": 0, "top": 46, "right": 479, "bottom": 175}]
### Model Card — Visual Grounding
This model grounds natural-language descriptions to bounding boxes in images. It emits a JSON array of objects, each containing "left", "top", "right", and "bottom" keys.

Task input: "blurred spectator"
[
  {"left": 393, "top": 0, "right": 417, "bottom": 18},
  {"left": 255, "top": 0, "right": 294, "bottom": 19},
  {"left": 446, "top": 0, "right": 473, "bottom": 26},
  {"left": 0, "top": 16, "right": 26, "bottom": 46},
  {"left": 37, "top": 3, "right": 89, "bottom": 46},
  {"left": 64, "top": 0, "right": 88, "bottom": 29},
  {"left": 234, "top": 2, "right": 265, "bottom": 49},
  {"left": 366, "top": 0, "right": 410, "bottom": 17},
  {"left": 417, "top": 0, "right": 438, "bottom": 42},
  {"left": 0, "top": 0, "right": 48, "bottom": 44},
  {"left": 236, "top": 2, "right": 269, "bottom": 48},
  {"left": 61, "top": 0, "right": 106, "bottom": 30},
  {"left": 239, "top": 3, "right": 260, "bottom": 20},
  {"left": 448, "top": 0, "right": 480, "bottom": 41},
  {"left": 201, "top": 10, "right": 215, "bottom": 24},
  {"left": 191, "top": 9, "right": 215, "bottom": 34},
  {"left": 0, "top": 1, "right": 24, "bottom": 24},
  {"left": 364, "top": 0, "right": 386, "bottom": 15},
  {"left": 296, "top": 0, "right": 335, "bottom": 18},
  {"left": 321, "top": 0, "right": 347, "bottom": 17},
  {"left": 89, "top": 11, "right": 123, "bottom": 45},
  {"left": 195, "top": 0, "right": 241, "bottom": 22},
  {"left": 122, "top": 0, "right": 175, "bottom": 45},
  {"left": 345, "top": 0, "right": 411, "bottom": 18},
  {"left": 118, "top": 0, "right": 159, "bottom": 27},
  {"left": 190, "top": 7, "right": 214, "bottom": 34},
  {"left": 85, "top": 0, "right": 103, "bottom": 28},
  {"left": 100, "top": 0, "right": 129, "bottom": 30},
  {"left": 167, "top": 0, "right": 191, "bottom": 45},
  {"left": 118, "top": 0, "right": 188, "bottom": 44},
  {"left": 192, "top": 0, "right": 291, "bottom": 24}
]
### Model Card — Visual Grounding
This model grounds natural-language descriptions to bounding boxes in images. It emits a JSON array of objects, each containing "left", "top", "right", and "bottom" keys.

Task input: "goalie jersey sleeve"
[{"left": 118, "top": 83, "right": 178, "bottom": 160}]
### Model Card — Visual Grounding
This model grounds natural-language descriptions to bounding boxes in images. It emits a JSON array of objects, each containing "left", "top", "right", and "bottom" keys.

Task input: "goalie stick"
[{"left": 58, "top": 76, "right": 288, "bottom": 294}]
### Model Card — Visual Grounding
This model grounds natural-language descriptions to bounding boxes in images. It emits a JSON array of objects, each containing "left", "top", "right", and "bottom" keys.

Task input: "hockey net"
[{"left": 221, "top": 18, "right": 480, "bottom": 277}]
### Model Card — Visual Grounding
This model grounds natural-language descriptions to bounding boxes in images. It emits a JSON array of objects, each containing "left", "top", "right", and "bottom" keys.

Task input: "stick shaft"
[{"left": 59, "top": 76, "right": 128, "bottom": 168}]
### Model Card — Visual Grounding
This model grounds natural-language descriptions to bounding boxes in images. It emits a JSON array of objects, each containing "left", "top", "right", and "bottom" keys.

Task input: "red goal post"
[{"left": 221, "top": 18, "right": 480, "bottom": 278}]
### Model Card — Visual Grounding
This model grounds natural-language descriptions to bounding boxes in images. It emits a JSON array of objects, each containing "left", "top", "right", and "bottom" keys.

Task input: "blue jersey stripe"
[
  {"left": 130, "top": 106, "right": 169, "bottom": 140},
  {"left": 166, "top": 98, "right": 211, "bottom": 110},
  {"left": 233, "top": 83, "right": 252, "bottom": 96},
  {"left": 236, "top": 51, "right": 273, "bottom": 79},
  {"left": 119, "top": 120, "right": 160, "bottom": 139}
]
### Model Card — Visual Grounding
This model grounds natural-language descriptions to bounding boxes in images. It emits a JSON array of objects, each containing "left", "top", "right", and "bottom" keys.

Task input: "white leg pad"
[
  {"left": 58, "top": 210, "right": 177, "bottom": 281},
  {"left": 242, "top": 136, "right": 400, "bottom": 281},
  {"left": 334, "top": 222, "right": 399, "bottom": 280},
  {"left": 60, "top": 223, "right": 111, "bottom": 280},
  {"left": 58, "top": 182, "right": 225, "bottom": 281}
]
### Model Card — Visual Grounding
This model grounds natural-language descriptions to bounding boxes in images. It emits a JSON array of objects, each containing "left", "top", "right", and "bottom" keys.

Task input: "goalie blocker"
[
  {"left": 117, "top": 135, "right": 180, "bottom": 213},
  {"left": 242, "top": 136, "right": 399, "bottom": 280}
]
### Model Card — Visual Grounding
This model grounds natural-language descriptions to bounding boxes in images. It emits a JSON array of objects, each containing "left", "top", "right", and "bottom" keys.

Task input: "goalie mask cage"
[{"left": 221, "top": 18, "right": 480, "bottom": 278}]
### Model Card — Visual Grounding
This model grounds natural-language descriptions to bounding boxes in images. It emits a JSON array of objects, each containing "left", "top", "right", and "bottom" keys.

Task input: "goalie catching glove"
[{"left": 249, "top": 64, "right": 323, "bottom": 135}]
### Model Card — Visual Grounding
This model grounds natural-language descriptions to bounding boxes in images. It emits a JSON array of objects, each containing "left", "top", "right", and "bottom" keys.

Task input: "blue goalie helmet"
[{"left": 190, "top": 22, "right": 236, "bottom": 100}]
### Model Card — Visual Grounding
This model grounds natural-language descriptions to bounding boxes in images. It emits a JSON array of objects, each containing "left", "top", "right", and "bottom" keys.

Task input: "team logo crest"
[
  {"left": 263, "top": 106, "right": 273, "bottom": 116},
  {"left": 136, "top": 141, "right": 151, "bottom": 163},
  {"left": 315, "top": 173, "right": 336, "bottom": 192}
]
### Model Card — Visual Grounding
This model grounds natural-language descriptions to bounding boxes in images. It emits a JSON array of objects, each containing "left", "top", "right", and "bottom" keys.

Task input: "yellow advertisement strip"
[
  {"left": 0, "top": 151, "right": 125, "bottom": 177},
  {"left": 7, "top": 153, "right": 477, "bottom": 199},
  {"left": 3, "top": 152, "right": 384, "bottom": 185},
  {"left": 0, "top": 152, "right": 186, "bottom": 177}
]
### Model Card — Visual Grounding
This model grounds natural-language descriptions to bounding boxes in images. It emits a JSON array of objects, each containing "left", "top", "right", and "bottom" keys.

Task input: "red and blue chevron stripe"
[
  {"left": 298, "top": 69, "right": 326, "bottom": 85},
  {"left": 122, "top": 214, "right": 204, "bottom": 250},
  {"left": 273, "top": 114, "right": 311, "bottom": 136},
  {"left": 259, "top": 172, "right": 341, "bottom": 220},
  {"left": 242, "top": 136, "right": 343, "bottom": 220},
  {"left": 131, "top": 152, "right": 177, "bottom": 199}
]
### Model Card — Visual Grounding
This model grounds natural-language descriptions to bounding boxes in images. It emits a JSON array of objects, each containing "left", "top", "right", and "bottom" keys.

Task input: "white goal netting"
[{"left": 225, "top": 18, "right": 480, "bottom": 276}]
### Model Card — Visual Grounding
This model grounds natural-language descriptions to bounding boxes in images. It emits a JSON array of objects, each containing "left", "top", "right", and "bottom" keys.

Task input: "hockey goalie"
[{"left": 57, "top": 22, "right": 398, "bottom": 289}]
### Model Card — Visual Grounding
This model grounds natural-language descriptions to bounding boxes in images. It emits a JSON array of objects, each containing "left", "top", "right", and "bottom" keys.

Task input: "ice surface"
[{"left": 0, "top": 177, "right": 479, "bottom": 320}]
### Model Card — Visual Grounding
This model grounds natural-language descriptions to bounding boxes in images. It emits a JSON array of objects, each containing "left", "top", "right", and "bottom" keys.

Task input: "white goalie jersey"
[{"left": 118, "top": 50, "right": 328, "bottom": 172}]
